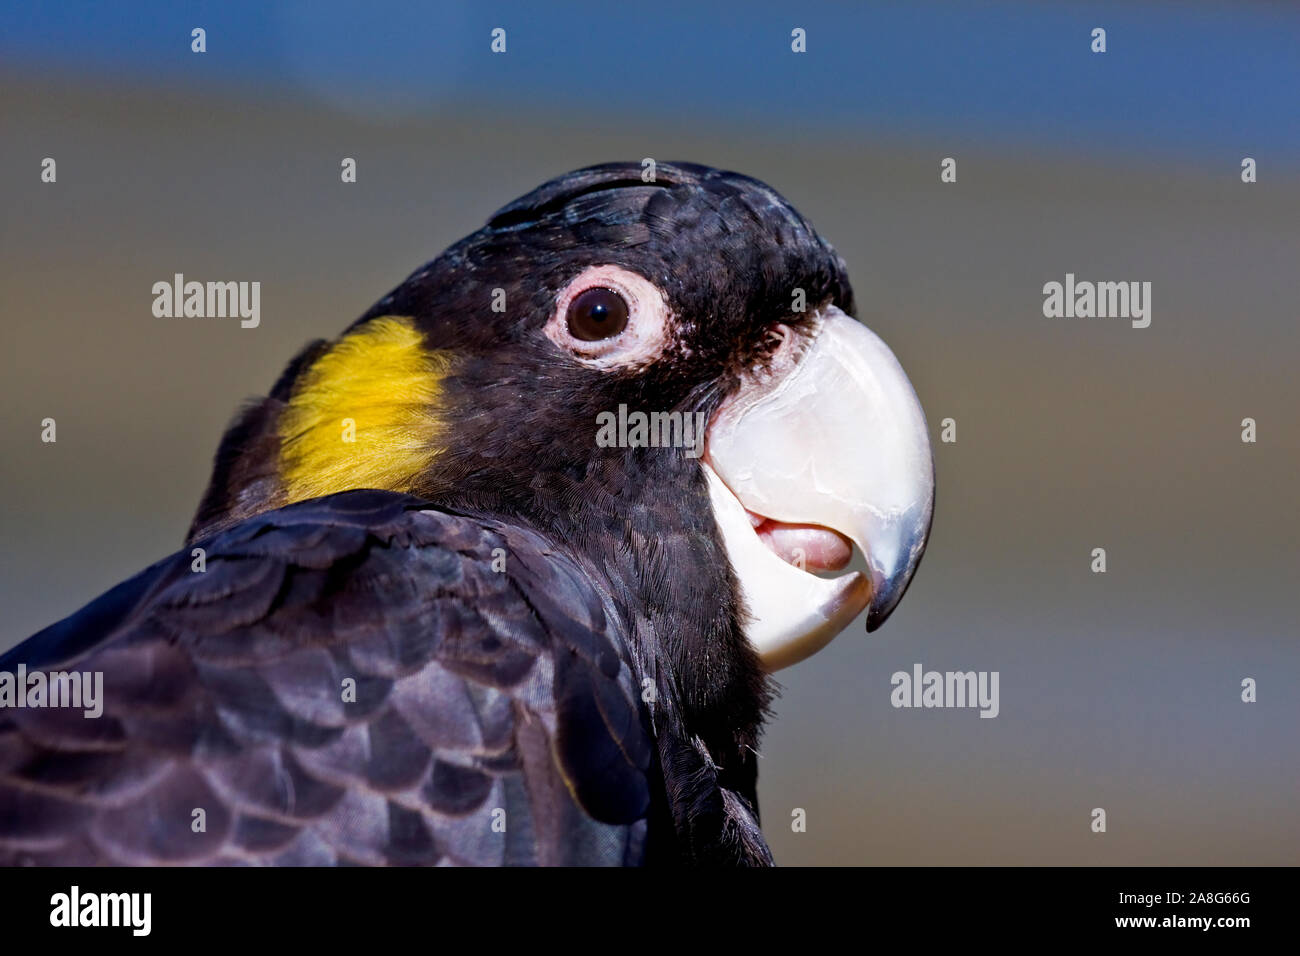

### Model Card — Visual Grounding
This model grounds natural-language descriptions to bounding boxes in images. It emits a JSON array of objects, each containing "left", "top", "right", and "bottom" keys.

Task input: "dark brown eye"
[{"left": 565, "top": 287, "right": 629, "bottom": 341}]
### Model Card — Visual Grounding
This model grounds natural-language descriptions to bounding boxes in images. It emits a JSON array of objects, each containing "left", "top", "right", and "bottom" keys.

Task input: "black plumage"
[{"left": 1, "top": 162, "right": 858, "bottom": 865}]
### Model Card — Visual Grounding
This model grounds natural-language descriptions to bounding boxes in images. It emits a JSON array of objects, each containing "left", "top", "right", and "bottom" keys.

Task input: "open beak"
[{"left": 703, "top": 306, "right": 934, "bottom": 671}]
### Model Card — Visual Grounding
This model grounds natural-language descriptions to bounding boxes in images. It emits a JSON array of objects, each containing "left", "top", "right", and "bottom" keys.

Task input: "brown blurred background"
[{"left": 1, "top": 1, "right": 1297, "bottom": 864}]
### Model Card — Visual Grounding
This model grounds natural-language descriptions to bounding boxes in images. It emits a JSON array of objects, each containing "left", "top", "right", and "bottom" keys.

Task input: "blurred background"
[{"left": 1, "top": 1, "right": 1297, "bottom": 864}]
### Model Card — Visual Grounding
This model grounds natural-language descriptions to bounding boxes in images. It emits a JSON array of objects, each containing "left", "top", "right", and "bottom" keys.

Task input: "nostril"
[
  {"left": 762, "top": 323, "right": 790, "bottom": 354},
  {"left": 752, "top": 322, "right": 795, "bottom": 371}
]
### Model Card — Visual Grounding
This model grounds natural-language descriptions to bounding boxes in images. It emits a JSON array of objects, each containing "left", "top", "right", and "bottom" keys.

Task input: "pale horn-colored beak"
[{"left": 703, "top": 306, "right": 934, "bottom": 671}]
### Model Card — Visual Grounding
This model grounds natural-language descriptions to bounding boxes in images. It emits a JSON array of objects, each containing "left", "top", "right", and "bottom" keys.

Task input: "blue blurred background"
[
  {"left": 2, "top": 1, "right": 1297, "bottom": 864},
  {"left": 3, "top": 0, "right": 1299, "bottom": 164}
]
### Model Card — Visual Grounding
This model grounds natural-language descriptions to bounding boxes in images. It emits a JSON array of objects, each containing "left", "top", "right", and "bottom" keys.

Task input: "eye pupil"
[{"left": 567, "top": 287, "right": 629, "bottom": 341}]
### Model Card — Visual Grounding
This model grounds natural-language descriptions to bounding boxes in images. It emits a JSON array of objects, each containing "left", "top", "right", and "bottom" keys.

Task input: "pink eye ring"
[{"left": 546, "top": 265, "right": 672, "bottom": 368}]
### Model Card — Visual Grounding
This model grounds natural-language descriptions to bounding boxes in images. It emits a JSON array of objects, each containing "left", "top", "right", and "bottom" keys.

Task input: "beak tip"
[
  {"left": 862, "top": 499, "right": 933, "bottom": 633},
  {"left": 864, "top": 575, "right": 915, "bottom": 632},
  {"left": 863, "top": 583, "right": 905, "bottom": 633}
]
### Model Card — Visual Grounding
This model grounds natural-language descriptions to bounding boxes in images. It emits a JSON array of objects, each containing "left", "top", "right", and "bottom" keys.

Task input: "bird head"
[{"left": 191, "top": 161, "right": 934, "bottom": 675}]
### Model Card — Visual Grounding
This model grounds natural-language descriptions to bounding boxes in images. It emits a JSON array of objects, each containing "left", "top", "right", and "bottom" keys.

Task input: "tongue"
[{"left": 754, "top": 519, "right": 853, "bottom": 572}]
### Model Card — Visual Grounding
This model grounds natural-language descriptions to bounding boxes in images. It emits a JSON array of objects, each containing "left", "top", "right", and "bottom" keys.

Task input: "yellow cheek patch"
[{"left": 278, "top": 316, "right": 447, "bottom": 503}]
